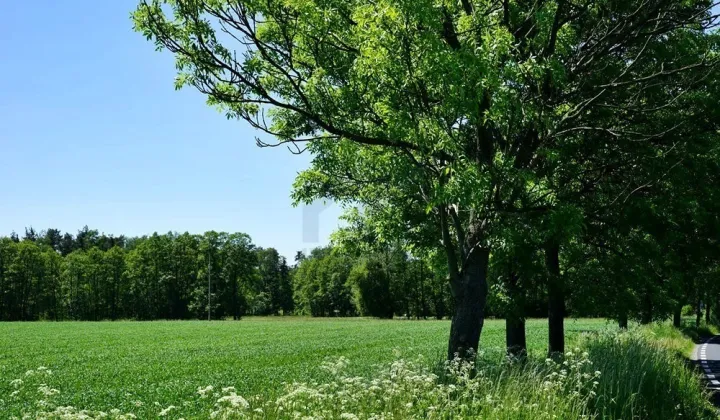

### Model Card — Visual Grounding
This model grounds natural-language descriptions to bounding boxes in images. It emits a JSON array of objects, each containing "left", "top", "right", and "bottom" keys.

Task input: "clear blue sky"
[{"left": 0, "top": 1, "right": 341, "bottom": 259}]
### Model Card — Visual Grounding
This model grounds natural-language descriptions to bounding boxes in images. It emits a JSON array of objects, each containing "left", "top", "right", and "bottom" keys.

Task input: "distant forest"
[{"left": 0, "top": 226, "right": 457, "bottom": 321}]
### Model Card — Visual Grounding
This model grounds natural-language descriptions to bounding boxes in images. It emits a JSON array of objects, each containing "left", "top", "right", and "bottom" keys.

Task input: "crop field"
[{"left": 0, "top": 318, "right": 611, "bottom": 417}]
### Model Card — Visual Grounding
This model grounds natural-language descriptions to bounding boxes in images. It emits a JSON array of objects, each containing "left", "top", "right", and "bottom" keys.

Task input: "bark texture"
[
  {"left": 447, "top": 247, "right": 490, "bottom": 360},
  {"left": 506, "top": 316, "right": 527, "bottom": 357}
]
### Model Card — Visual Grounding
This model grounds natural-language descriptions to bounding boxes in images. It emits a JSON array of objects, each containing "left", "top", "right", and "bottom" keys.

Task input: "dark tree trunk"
[
  {"left": 706, "top": 300, "right": 711, "bottom": 325},
  {"left": 434, "top": 288, "right": 447, "bottom": 320},
  {"left": 673, "top": 304, "right": 682, "bottom": 328},
  {"left": 640, "top": 289, "right": 653, "bottom": 324},
  {"left": 232, "top": 272, "right": 240, "bottom": 320},
  {"left": 506, "top": 315, "right": 526, "bottom": 358},
  {"left": 618, "top": 312, "right": 628, "bottom": 329},
  {"left": 505, "top": 267, "right": 526, "bottom": 357},
  {"left": 545, "top": 242, "right": 564, "bottom": 355},
  {"left": 696, "top": 297, "right": 702, "bottom": 327},
  {"left": 447, "top": 248, "right": 490, "bottom": 360}
]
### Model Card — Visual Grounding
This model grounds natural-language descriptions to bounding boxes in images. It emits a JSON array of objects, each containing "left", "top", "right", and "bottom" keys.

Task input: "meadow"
[{"left": 0, "top": 318, "right": 613, "bottom": 418}]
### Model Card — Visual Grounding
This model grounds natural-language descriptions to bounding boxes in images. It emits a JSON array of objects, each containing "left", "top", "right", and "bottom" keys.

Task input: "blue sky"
[{"left": 0, "top": 1, "right": 341, "bottom": 259}]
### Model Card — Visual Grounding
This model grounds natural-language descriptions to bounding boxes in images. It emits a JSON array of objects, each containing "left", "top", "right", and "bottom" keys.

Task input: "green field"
[{"left": 0, "top": 318, "right": 612, "bottom": 417}]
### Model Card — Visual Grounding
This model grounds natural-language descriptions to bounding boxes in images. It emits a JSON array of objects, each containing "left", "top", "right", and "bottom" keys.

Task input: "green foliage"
[
  {"left": 292, "top": 247, "right": 355, "bottom": 317},
  {"left": 133, "top": 0, "right": 720, "bottom": 357},
  {"left": 347, "top": 258, "right": 393, "bottom": 318},
  {"left": 292, "top": 241, "right": 453, "bottom": 319},
  {"left": 253, "top": 247, "right": 293, "bottom": 315},
  {"left": 0, "top": 230, "right": 287, "bottom": 321}
]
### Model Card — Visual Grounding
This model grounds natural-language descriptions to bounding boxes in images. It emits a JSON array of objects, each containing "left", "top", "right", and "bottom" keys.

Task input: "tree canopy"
[{"left": 134, "top": 0, "right": 720, "bottom": 358}]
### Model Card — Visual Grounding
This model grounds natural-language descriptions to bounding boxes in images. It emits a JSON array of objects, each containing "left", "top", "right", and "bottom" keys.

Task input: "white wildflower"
[
  {"left": 197, "top": 385, "right": 214, "bottom": 398},
  {"left": 217, "top": 393, "right": 250, "bottom": 409},
  {"left": 158, "top": 405, "right": 176, "bottom": 416},
  {"left": 37, "top": 384, "right": 60, "bottom": 396}
]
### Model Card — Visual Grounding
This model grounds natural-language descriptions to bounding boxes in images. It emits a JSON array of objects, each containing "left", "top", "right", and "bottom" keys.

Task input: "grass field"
[{"left": 0, "top": 318, "right": 613, "bottom": 417}]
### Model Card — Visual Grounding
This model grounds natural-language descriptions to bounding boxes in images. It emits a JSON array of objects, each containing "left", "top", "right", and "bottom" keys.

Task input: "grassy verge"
[
  {"left": 584, "top": 327, "right": 715, "bottom": 419},
  {"left": 0, "top": 319, "right": 715, "bottom": 419}
]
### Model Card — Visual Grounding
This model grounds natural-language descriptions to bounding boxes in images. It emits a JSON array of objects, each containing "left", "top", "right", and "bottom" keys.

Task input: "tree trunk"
[
  {"left": 618, "top": 311, "right": 628, "bottom": 329},
  {"left": 640, "top": 289, "right": 653, "bottom": 324},
  {"left": 706, "top": 300, "right": 711, "bottom": 325},
  {"left": 447, "top": 248, "right": 490, "bottom": 360},
  {"left": 546, "top": 242, "right": 564, "bottom": 355},
  {"left": 506, "top": 315, "right": 526, "bottom": 358},
  {"left": 505, "top": 267, "right": 526, "bottom": 357},
  {"left": 673, "top": 305, "right": 682, "bottom": 328},
  {"left": 696, "top": 297, "right": 702, "bottom": 327}
]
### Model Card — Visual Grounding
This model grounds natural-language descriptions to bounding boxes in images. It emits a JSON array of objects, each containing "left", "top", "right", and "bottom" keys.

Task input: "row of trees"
[
  {"left": 4, "top": 221, "right": 716, "bottom": 324},
  {"left": 133, "top": 0, "right": 720, "bottom": 358},
  {"left": 0, "top": 229, "right": 292, "bottom": 321},
  {"left": 0, "top": 225, "right": 568, "bottom": 322},
  {"left": 0, "top": 227, "right": 457, "bottom": 321}
]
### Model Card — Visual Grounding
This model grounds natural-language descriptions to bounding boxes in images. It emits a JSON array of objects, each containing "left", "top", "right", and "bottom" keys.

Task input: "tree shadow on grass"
[{"left": 680, "top": 324, "right": 716, "bottom": 344}]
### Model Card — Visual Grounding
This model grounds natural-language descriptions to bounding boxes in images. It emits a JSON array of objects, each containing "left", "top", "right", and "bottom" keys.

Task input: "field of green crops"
[{"left": 0, "top": 318, "right": 612, "bottom": 417}]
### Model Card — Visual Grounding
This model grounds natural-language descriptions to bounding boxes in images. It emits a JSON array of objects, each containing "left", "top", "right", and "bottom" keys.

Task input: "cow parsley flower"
[
  {"left": 217, "top": 393, "right": 250, "bottom": 409},
  {"left": 37, "top": 384, "right": 60, "bottom": 397},
  {"left": 159, "top": 405, "right": 176, "bottom": 416},
  {"left": 197, "top": 385, "right": 214, "bottom": 398}
]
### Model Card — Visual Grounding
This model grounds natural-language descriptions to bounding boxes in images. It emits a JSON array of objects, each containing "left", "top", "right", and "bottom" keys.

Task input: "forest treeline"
[
  {"left": 3, "top": 219, "right": 715, "bottom": 329},
  {"left": 0, "top": 226, "right": 458, "bottom": 321},
  {"left": 0, "top": 227, "right": 289, "bottom": 321}
]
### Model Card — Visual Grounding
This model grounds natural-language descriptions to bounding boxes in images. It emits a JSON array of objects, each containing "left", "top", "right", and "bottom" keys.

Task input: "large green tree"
[{"left": 134, "top": 0, "right": 719, "bottom": 358}]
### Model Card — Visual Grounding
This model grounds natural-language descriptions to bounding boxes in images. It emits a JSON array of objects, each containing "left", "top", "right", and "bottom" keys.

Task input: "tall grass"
[
  {"left": 5, "top": 326, "right": 715, "bottom": 419},
  {"left": 584, "top": 327, "right": 715, "bottom": 419}
]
